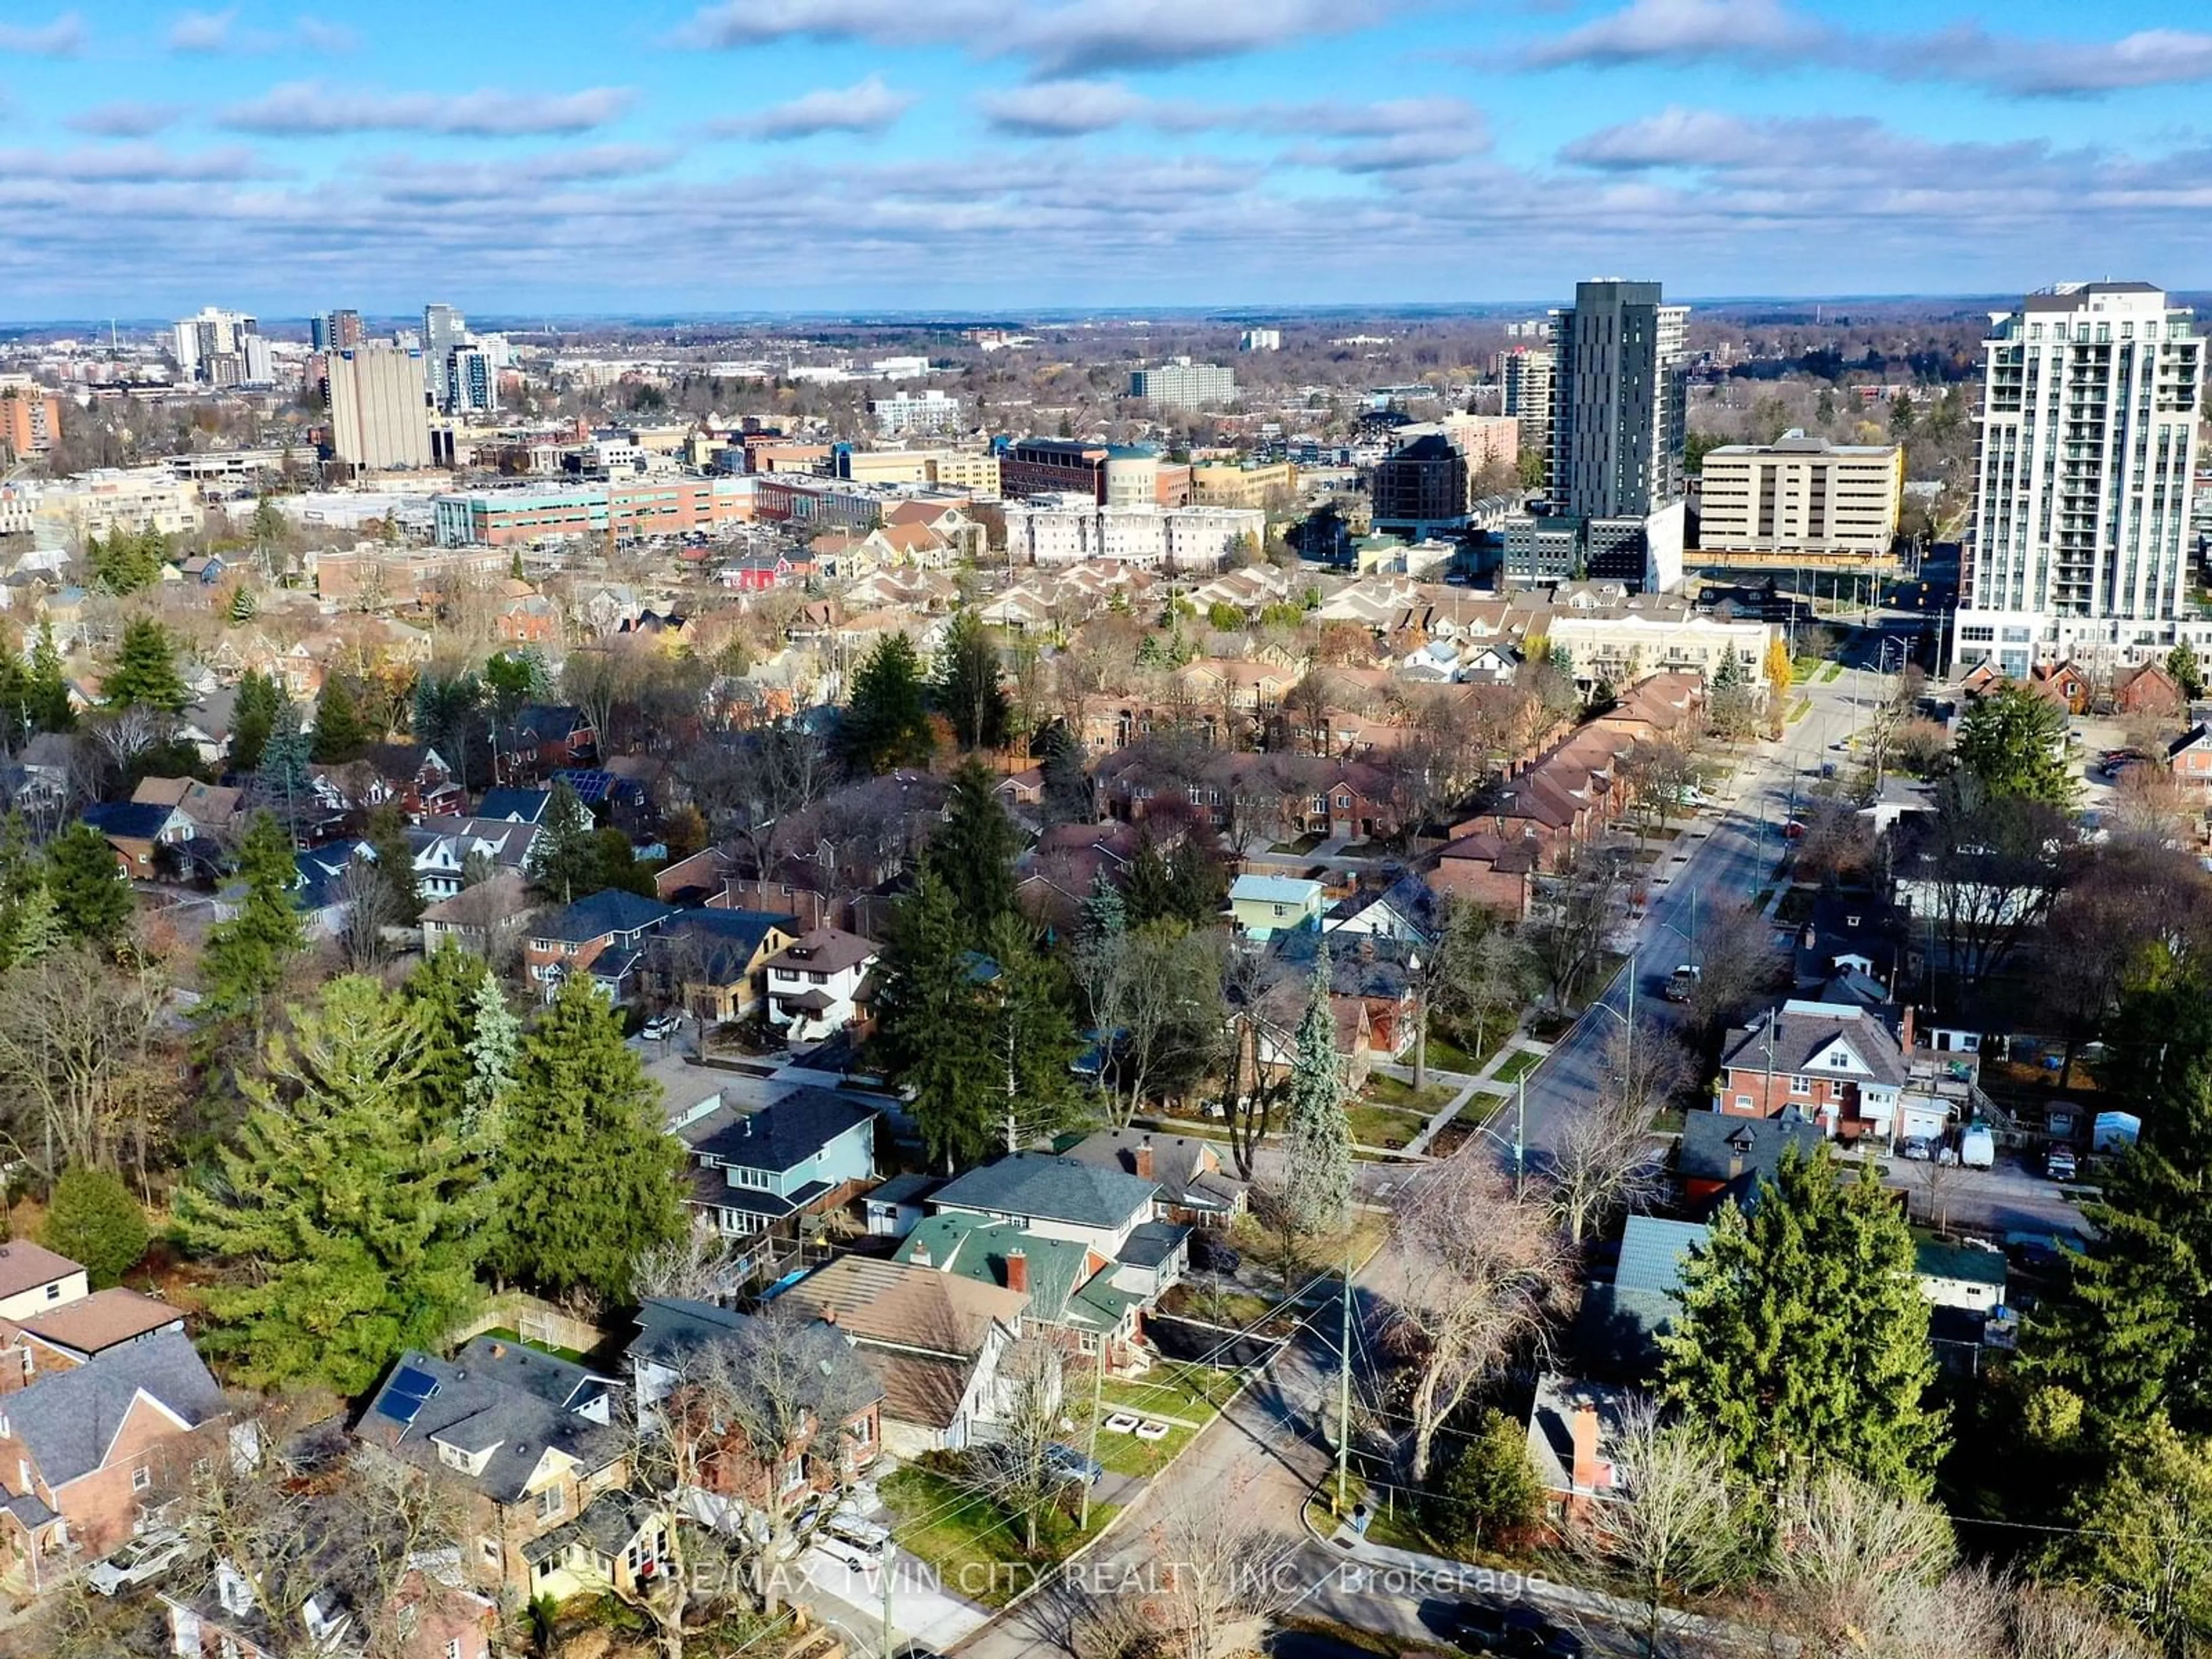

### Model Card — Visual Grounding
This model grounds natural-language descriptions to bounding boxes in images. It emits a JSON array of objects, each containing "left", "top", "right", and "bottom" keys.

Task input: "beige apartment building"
[
  {"left": 1697, "top": 433, "right": 1903, "bottom": 558},
  {"left": 1190, "top": 460, "right": 1297, "bottom": 509},
  {"left": 835, "top": 448, "right": 1001, "bottom": 494}
]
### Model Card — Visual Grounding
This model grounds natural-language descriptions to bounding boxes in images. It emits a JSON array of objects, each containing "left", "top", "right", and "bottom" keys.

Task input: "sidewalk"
[{"left": 1399, "top": 1034, "right": 1551, "bottom": 1157}]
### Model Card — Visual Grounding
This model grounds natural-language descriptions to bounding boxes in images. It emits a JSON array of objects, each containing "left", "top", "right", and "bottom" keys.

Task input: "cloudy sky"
[{"left": 3, "top": 0, "right": 2210, "bottom": 320}]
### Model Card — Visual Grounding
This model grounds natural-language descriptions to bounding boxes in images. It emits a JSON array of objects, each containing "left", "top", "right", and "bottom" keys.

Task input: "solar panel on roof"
[
  {"left": 374, "top": 1363, "right": 440, "bottom": 1424},
  {"left": 554, "top": 769, "right": 614, "bottom": 802}
]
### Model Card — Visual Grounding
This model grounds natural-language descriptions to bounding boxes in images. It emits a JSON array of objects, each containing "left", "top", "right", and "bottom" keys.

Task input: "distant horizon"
[{"left": 12, "top": 289, "right": 2210, "bottom": 338}]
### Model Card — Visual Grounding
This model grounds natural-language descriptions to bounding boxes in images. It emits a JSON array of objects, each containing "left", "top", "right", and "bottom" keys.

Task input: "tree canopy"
[
  {"left": 104, "top": 618, "right": 189, "bottom": 714},
  {"left": 840, "top": 633, "right": 935, "bottom": 774},
  {"left": 933, "top": 610, "right": 1009, "bottom": 752},
  {"left": 1955, "top": 682, "right": 2075, "bottom": 806}
]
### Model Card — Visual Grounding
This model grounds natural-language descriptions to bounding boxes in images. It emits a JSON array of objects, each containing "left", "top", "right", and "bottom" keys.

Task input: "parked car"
[
  {"left": 816, "top": 1514, "right": 891, "bottom": 1570},
  {"left": 1959, "top": 1124, "right": 1997, "bottom": 1170},
  {"left": 641, "top": 1011, "right": 680, "bottom": 1041},
  {"left": 87, "top": 1530, "right": 192, "bottom": 1596},
  {"left": 1662, "top": 964, "right": 1700, "bottom": 1003},
  {"left": 2046, "top": 1147, "right": 2079, "bottom": 1181},
  {"left": 1189, "top": 1233, "right": 1241, "bottom": 1275},
  {"left": 1044, "top": 1442, "right": 1104, "bottom": 1486},
  {"left": 1783, "top": 819, "right": 1808, "bottom": 839},
  {"left": 1899, "top": 1136, "right": 1933, "bottom": 1162},
  {"left": 1451, "top": 1601, "right": 1583, "bottom": 1658}
]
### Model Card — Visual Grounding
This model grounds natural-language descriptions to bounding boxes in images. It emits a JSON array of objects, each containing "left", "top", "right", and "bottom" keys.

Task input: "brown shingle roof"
[{"left": 15, "top": 1288, "right": 182, "bottom": 1358}]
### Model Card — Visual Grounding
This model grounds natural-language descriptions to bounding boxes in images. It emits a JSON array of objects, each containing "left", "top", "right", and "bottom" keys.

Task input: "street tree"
[
  {"left": 1551, "top": 1018, "right": 1679, "bottom": 1244},
  {"left": 958, "top": 1336, "right": 1067, "bottom": 1552},
  {"left": 1386, "top": 1156, "right": 1573, "bottom": 1483},
  {"left": 1525, "top": 843, "right": 1626, "bottom": 1009},
  {"left": 1565, "top": 1400, "right": 1756, "bottom": 1659}
]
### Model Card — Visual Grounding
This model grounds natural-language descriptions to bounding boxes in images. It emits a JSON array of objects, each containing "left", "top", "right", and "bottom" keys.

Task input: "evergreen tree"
[
  {"left": 2171, "top": 641, "right": 2207, "bottom": 702},
  {"left": 310, "top": 674, "right": 368, "bottom": 764},
  {"left": 1424, "top": 1408, "right": 1543, "bottom": 1555},
  {"left": 362, "top": 804, "right": 423, "bottom": 925},
  {"left": 2054, "top": 1415, "right": 2212, "bottom": 1656},
  {"left": 228, "top": 670, "right": 283, "bottom": 775},
  {"left": 44, "top": 822, "right": 133, "bottom": 947},
  {"left": 173, "top": 977, "right": 487, "bottom": 1392},
  {"left": 839, "top": 633, "right": 935, "bottom": 774},
  {"left": 1165, "top": 822, "right": 1230, "bottom": 923},
  {"left": 526, "top": 779, "right": 600, "bottom": 904},
  {"left": 1662, "top": 1147, "right": 1946, "bottom": 1498},
  {"left": 483, "top": 649, "right": 547, "bottom": 725},
  {"left": 933, "top": 610, "right": 1009, "bottom": 751},
  {"left": 491, "top": 977, "right": 688, "bottom": 1301},
  {"left": 26, "top": 623, "right": 72, "bottom": 733},
  {"left": 464, "top": 967, "right": 521, "bottom": 1144},
  {"left": 1279, "top": 946, "right": 1353, "bottom": 1234},
  {"left": 1955, "top": 681, "right": 2075, "bottom": 806},
  {"left": 200, "top": 811, "right": 306, "bottom": 1031},
  {"left": 104, "top": 618, "right": 188, "bottom": 713},
  {"left": 1078, "top": 869, "right": 1127, "bottom": 947},
  {"left": 228, "top": 586, "right": 259, "bottom": 626},
  {"left": 927, "top": 758, "right": 1020, "bottom": 937},
  {"left": 403, "top": 945, "right": 489, "bottom": 1126},
  {"left": 88, "top": 526, "right": 165, "bottom": 594},
  {"left": 0, "top": 648, "right": 32, "bottom": 742},
  {"left": 1036, "top": 722, "right": 1093, "bottom": 826},
  {"left": 872, "top": 865, "right": 999, "bottom": 1171},
  {"left": 254, "top": 702, "right": 314, "bottom": 838},
  {"left": 980, "top": 913, "right": 1082, "bottom": 1152},
  {"left": 1120, "top": 832, "right": 1181, "bottom": 927},
  {"left": 39, "top": 1165, "right": 149, "bottom": 1289},
  {"left": 589, "top": 825, "right": 658, "bottom": 899},
  {"left": 3, "top": 878, "right": 64, "bottom": 966}
]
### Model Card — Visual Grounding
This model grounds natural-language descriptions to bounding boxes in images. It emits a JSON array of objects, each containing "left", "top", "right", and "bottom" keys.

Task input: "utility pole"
[
  {"left": 1334, "top": 1237, "right": 1354, "bottom": 1516},
  {"left": 1078, "top": 1349, "right": 1106, "bottom": 1532},
  {"left": 1514, "top": 1073, "right": 1527, "bottom": 1200},
  {"left": 880, "top": 1541, "right": 896, "bottom": 1659}
]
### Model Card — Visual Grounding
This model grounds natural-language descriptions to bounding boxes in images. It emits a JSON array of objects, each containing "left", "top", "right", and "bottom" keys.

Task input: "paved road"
[{"left": 1512, "top": 662, "right": 1871, "bottom": 1162}]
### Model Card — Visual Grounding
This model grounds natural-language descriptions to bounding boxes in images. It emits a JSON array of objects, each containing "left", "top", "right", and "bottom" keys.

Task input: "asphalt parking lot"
[{"left": 1880, "top": 1147, "right": 2093, "bottom": 1241}]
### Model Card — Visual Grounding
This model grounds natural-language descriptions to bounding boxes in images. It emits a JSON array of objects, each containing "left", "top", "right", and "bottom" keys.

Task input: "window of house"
[
  {"left": 1733, "top": 1095, "right": 1753, "bottom": 1112},
  {"left": 536, "top": 1484, "right": 565, "bottom": 1522},
  {"left": 850, "top": 1412, "right": 873, "bottom": 1447},
  {"left": 132, "top": 1464, "right": 151, "bottom": 1492},
  {"left": 446, "top": 1641, "right": 464, "bottom": 1659},
  {"left": 1789, "top": 1077, "right": 1810, "bottom": 1097},
  {"left": 43, "top": 1283, "right": 59, "bottom": 1302},
  {"left": 480, "top": 1537, "right": 501, "bottom": 1566}
]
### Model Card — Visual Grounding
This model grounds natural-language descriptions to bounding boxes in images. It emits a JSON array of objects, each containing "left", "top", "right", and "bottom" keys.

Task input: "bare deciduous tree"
[
  {"left": 959, "top": 1336, "right": 1067, "bottom": 1552},
  {"left": 1551, "top": 1021, "right": 1676, "bottom": 1244},
  {"left": 0, "top": 943, "right": 175, "bottom": 1188},
  {"left": 1075, "top": 1473, "right": 1299, "bottom": 1659},
  {"left": 1385, "top": 1158, "right": 1573, "bottom": 1483},
  {"left": 1563, "top": 1400, "right": 1753, "bottom": 1659}
]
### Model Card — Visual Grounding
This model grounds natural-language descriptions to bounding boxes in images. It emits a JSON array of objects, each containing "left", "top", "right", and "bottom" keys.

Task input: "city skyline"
[{"left": 2, "top": 0, "right": 2211, "bottom": 317}]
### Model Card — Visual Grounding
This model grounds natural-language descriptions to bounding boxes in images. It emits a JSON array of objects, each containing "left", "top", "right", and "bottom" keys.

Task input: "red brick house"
[
  {"left": 0, "top": 1328, "right": 229, "bottom": 1593},
  {"left": 1426, "top": 830, "right": 1537, "bottom": 919},
  {"left": 2114, "top": 661, "right": 2184, "bottom": 717},
  {"left": 524, "top": 889, "right": 676, "bottom": 1000},
  {"left": 2169, "top": 724, "right": 2212, "bottom": 787},
  {"left": 626, "top": 1299, "right": 883, "bottom": 1510},
  {"left": 1716, "top": 999, "right": 1911, "bottom": 1142},
  {"left": 2030, "top": 660, "right": 2092, "bottom": 714}
]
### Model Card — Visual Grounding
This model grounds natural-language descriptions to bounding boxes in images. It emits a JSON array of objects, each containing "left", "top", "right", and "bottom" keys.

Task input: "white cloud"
[
  {"left": 713, "top": 75, "right": 918, "bottom": 139},
  {"left": 1524, "top": 0, "right": 2212, "bottom": 96},
  {"left": 67, "top": 101, "right": 186, "bottom": 137},
  {"left": 0, "top": 13, "right": 84, "bottom": 55},
  {"left": 976, "top": 80, "right": 1486, "bottom": 164},
  {"left": 975, "top": 80, "right": 1157, "bottom": 137},
  {"left": 167, "top": 8, "right": 237, "bottom": 51},
  {"left": 676, "top": 0, "right": 1392, "bottom": 74},
  {"left": 0, "top": 142, "right": 266, "bottom": 181},
  {"left": 222, "top": 81, "right": 635, "bottom": 137},
  {"left": 294, "top": 16, "right": 361, "bottom": 52}
]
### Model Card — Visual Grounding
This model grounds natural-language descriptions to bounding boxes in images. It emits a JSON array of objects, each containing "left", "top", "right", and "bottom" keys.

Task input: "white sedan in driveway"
[{"left": 87, "top": 1529, "right": 192, "bottom": 1595}]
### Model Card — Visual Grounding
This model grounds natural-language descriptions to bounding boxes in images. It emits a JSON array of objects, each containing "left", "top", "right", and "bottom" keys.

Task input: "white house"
[{"left": 760, "top": 927, "right": 877, "bottom": 1040}]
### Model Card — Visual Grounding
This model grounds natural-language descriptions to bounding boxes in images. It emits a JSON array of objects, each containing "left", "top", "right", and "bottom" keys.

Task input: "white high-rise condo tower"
[{"left": 1955, "top": 282, "right": 2203, "bottom": 677}]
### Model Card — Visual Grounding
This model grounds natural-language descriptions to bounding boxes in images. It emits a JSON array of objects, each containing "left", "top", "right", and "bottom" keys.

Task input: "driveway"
[{"left": 1884, "top": 1149, "right": 2092, "bottom": 1241}]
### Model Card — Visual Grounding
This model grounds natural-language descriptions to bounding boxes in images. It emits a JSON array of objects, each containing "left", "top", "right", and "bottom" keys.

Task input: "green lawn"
[
  {"left": 1271, "top": 832, "right": 1326, "bottom": 854},
  {"left": 878, "top": 1465, "right": 1115, "bottom": 1608},
  {"left": 1098, "top": 1365, "right": 1243, "bottom": 1420},
  {"left": 1491, "top": 1048, "right": 1543, "bottom": 1086},
  {"left": 1159, "top": 1282, "right": 1285, "bottom": 1330},
  {"left": 1420, "top": 1028, "right": 1503, "bottom": 1076},
  {"left": 1788, "top": 698, "right": 1812, "bottom": 722},
  {"left": 1363, "top": 1073, "right": 1452, "bottom": 1113},
  {"left": 1344, "top": 1102, "right": 1425, "bottom": 1152},
  {"left": 1819, "top": 662, "right": 1844, "bottom": 682}
]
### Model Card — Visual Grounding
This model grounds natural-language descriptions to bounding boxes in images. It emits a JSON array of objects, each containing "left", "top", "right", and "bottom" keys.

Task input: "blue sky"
[{"left": 3, "top": 0, "right": 2210, "bottom": 320}]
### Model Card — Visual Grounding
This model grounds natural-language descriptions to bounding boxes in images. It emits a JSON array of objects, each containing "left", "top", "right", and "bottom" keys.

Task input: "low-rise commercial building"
[
  {"left": 871, "top": 389, "right": 964, "bottom": 436},
  {"left": 1190, "top": 460, "right": 1297, "bottom": 509},
  {"left": 433, "top": 477, "right": 751, "bottom": 547},
  {"left": 34, "top": 467, "right": 205, "bottom": 544}
]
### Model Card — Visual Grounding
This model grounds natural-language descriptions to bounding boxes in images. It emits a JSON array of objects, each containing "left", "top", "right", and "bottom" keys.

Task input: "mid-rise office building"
[
  {"left": 327, "top": 344, "right": 433, "bottom": 470},
  {"left": 1128, "top": 358, "right": 1237, "bottom": 412},
  {"left": 1697, "top": 434, "right": 1903, "bottom": 558},
  {"left": 1240, "top": 329, "right": 1282, "bottom": 353},
  {"left": 1370, "top": 434, "right": 1469, "bottom": 538},
  {"left": 1189, "top": 460, "right": 1298, "bottom": 509},
  {"left": 1501, "top": 347, "right": 1554, "bottom": 474},
  {"left": 1955, "top": 281, "right": 2205, "bottom": 675},
  {"left": 310, "top": 309, "right": 364, "bottom": 352},
  {"left": 1001, "top": 438, "right": 1112, "bottom": 502},
  {"left": 172, "top": 307, "right": 271, "bottom": 386}
]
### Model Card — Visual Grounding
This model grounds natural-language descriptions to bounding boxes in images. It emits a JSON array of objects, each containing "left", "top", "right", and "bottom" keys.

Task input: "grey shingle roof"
[
  {"left": 1720, "top": 1003, "right": 1908, "bottom": 1089},
  {"left": 1058, "top": 1130, "right": 1243, "bottom": 1214},
  {"left": 355, "top": 1339, "right": 622, "bottom": 1506},
  {"left": 931, "top": 1152, "right": 1159, "bottom": 1230},
  {"left": 532, "top": 889, "right": 673, "bottom": 944},
  {"left": 685, "top": 1088, "right": 877, "bottom": 1176},
  {"left": 1677, "top": 1109, "right": 1824, "bottom": 1199},
  {"left": 1614, "top": 1216, "right": 1709, "bottom": 1297},
  {"left": 6, "top": 1330, "right": 223, "bottom": 1487}
]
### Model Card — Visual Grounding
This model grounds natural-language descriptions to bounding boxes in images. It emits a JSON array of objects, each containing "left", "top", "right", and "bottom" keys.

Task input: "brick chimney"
[
  {"left": 1133, "top": 1135, "right": 1155, "bottom": 1181},
  {"left": 1005, "top": 1249, "right": 1029, "bottom": 1294},
  {"left": 1570, "top": 1402, "right": 1604, "bottom": 1492},
  {"left": 1899, "top": 1003, "right": 1917, "bottom": 1054}
]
